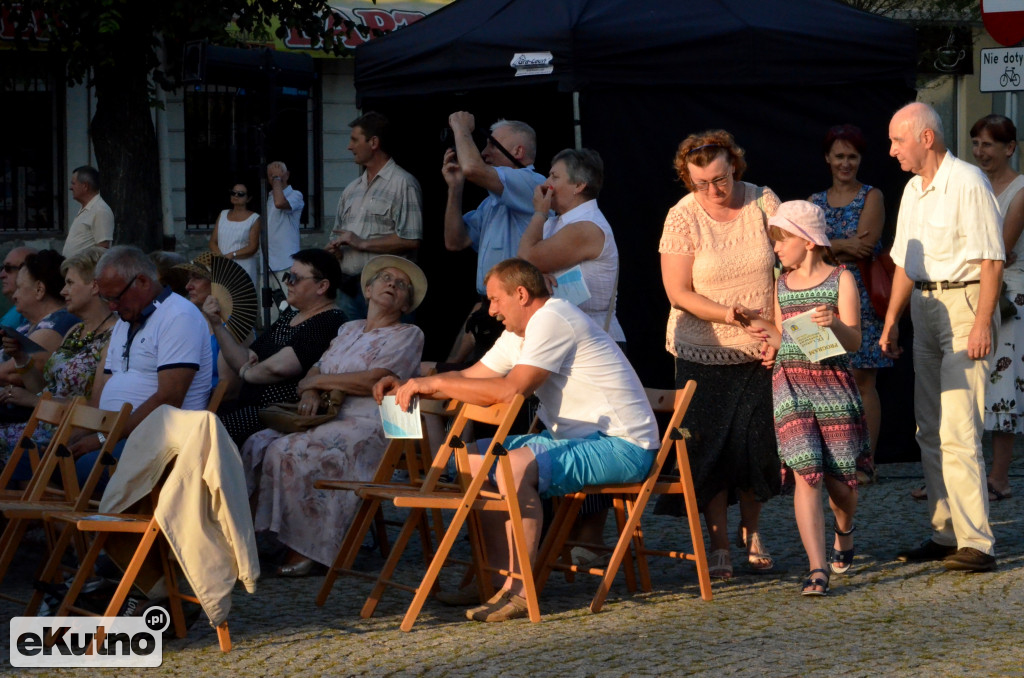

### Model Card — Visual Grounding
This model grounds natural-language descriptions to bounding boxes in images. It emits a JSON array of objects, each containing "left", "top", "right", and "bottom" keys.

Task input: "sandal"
[
  {"left": 910, "top": 485, "right": 927, "bottom": 500},
  {"left": 988, "top": 482, "right": 1012, "bottom": 502},
  {"left": 801, "top": 568, "right": 830, "bottom": 596},
  {"left": 855, "top": 458, "right": 876, "bottom": 486},
  {"left": 708, "top": 548, "right": 733, "bottom": 580},
  {"left": 737, "top": 525, "right": 774, "bottom": 572},
  {"left": 830, "top": 524, "right": 856, "bottom": 574}
]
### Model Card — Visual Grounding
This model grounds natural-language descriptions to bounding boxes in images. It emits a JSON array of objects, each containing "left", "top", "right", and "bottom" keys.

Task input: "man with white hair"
[
  {"left": 442, "top": 113, "right": 545, "bottom": 362},
  {"left": 881, "top": 101, "right": 1004, "bottom": 571},
  {"left": 266, "top": 160, "right": 305, "bottom": 319}
]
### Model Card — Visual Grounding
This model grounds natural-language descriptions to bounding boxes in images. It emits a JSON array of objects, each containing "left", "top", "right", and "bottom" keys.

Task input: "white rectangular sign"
[
  {"left": 985, "top": 0, "right": 1024, "bottom": 12},
  {"left": 980, "top": 47, "right": 1024, "bottom": 92}
]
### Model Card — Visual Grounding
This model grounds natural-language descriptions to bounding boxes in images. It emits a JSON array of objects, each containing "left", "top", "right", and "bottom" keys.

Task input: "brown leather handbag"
[{"left": 258, "top": 390, "right": 345, "bottom": 433}]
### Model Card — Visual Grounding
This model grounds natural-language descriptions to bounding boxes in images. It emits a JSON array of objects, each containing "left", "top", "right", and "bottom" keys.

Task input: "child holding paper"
[{"left": 728, "top": 200, "right": 867, "bottom": 596}]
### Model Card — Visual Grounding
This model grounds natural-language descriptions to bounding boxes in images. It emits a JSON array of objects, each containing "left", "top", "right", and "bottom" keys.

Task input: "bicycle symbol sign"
[{"left": 980, "top": 47, "right": 1024, "bottom": 92}]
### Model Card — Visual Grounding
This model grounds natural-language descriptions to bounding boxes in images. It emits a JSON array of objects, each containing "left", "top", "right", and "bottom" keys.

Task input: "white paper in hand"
[
  {"left": 379, "top": 395, "right": 423, "bottom": 439},
  {"left": 552, "top": 266, "right": 591, "bottom": 306}
]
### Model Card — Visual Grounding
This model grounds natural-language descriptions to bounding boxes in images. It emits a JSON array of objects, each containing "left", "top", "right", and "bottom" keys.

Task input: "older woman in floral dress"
[{"left": 242, "top": 255, "right": 426, "bottom": 575}]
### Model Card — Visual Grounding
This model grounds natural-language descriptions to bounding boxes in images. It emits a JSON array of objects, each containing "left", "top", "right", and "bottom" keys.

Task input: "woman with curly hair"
[{"left": 658, "top": 129, "right": 781, "bottom": 579}]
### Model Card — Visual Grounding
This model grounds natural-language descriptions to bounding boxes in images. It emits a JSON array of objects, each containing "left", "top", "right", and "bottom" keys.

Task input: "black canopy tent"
[{"left": 354, "top": 0, "right": 919, "bottom": 458}]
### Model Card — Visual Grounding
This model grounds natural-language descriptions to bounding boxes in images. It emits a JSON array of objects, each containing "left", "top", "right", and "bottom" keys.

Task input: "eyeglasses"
[
  {"left": 692, "top": 175, "right": 731, "bottom": 192},
  {"left": 373, "top": 271, "right": 410, "bottom": 291},
  {"left": 99, "top": 274, "right": 139, "bottom": 304},
  {"left": 1, "top": 263, "right": 22, "bottom": 274},
  {"left": 230, "top": 191, "right": 248, "bottom": 197},
  {"left": 282, "top": 271, "right": 322, "bottom": 286}
]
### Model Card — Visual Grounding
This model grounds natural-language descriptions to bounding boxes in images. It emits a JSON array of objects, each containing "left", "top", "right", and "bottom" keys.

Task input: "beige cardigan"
[{"left": 100, "top": 405, "right": 259, "bottom": 627}]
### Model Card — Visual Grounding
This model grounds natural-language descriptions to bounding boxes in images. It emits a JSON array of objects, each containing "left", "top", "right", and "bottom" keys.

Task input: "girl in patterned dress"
[{"left": 729, "top": 201, "right": 867, "bottom": 596}]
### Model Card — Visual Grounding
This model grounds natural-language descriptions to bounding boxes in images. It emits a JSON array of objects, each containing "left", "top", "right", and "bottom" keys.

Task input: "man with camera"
[
  {"left": 442, "top": 112, "right": 545, "bottom": 363},
  {"left": 328, "top": 112, "right": 422, "bottom": 319}
]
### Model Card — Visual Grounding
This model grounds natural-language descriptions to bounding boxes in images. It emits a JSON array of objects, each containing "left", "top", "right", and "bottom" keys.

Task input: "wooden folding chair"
[
  {"left": 317, "top": 394, "right": 534, "bottom": 631},
  {"left": 0, "top": 400, "right": 129, "bottom": 605},
  {"left": 206, "top": 379, "right": 231, "bottom": 413},
  {"left": 316, "top": 398, "right": 457, "bottom": 565},
  {"left": 0, "top": 394, "right": 81, "bottom": 500},
  {"left": 38, "top": 479, "right": 232, "bottom": 652},
  {"left": 533, "top": 381, "right": 711, "bottom": 612}
]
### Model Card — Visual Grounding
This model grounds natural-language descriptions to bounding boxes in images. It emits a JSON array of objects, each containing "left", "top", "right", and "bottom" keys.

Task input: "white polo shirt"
[{"left": 102, "top": 289, "right": 212, "bottom": 412}]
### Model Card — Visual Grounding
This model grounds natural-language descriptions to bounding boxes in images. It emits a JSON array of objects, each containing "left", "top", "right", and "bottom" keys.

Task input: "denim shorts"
[{"left": 481, "top": 430, "right": 653, "bottom": 499}]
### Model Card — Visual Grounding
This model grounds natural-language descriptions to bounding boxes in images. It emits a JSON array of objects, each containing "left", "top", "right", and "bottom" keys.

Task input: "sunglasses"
[
  {"left": 281, "top": 271, "right": 322, "bottom": 286},
  {"left": 230, "top": 191, "right": 248, "bottom": 198},
  {"left": 1, "top": 264, "right": 22, "bottom": 274}
]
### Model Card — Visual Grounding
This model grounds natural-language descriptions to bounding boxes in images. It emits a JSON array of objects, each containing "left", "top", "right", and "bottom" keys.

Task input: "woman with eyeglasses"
[
  {"left": 0, "top": 247, "right": 114, "bottom": 470},
  {"left": 210, "top": 249, "right": 347, "bottom": 448},
  {"left": 658, "top": 130, "right": 781, "bottom": 579},
  {"left": 241, "top": 255, "right": 425, "bottom": 575},
  {"left": 809, "top": 125, "right": 887, "bottom": 487},
  {"left": 209, "top": 182, "right": 260, "bottom": 287}
]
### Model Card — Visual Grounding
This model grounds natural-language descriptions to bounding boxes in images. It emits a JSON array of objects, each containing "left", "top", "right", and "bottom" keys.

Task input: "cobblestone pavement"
[{"left": 2, "top": 455, "right": 1023, "bottom": 677}]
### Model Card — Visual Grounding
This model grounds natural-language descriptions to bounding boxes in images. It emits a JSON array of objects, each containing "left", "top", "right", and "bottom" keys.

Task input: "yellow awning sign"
[{"left": 283, "top": 1, "right": 449, "bottom": 54}]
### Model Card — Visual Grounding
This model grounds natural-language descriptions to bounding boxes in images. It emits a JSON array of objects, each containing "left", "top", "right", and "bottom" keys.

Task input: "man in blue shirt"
[{"left": 442, "top": 113, "right": 545, "bottom": 362}]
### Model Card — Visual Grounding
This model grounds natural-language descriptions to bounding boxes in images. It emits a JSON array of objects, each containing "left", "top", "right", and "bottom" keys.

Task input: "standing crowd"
[{"left": 1, "top": 100, "right": 1019, "bottom": 622}]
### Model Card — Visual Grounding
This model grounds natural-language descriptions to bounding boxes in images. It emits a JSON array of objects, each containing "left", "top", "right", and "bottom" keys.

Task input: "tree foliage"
[
  {"left": 1, "top": 0, "right": 349, "bottom": 249},
  {"left": 837, "top": 0, "right": 979, "bottom": 23}
]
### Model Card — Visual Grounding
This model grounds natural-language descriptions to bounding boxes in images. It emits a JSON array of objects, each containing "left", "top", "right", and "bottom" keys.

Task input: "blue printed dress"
[
  {"left": 773, "top": 267, "right": 867, "bottom": 489},
  {"left": 810, "top": 186, "right": 892, "bottom": 369}
]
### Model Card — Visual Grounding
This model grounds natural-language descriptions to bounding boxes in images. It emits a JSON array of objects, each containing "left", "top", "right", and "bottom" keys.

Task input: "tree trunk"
[{"left": 90, "top": 63, "right": 163, "bottom": 252}]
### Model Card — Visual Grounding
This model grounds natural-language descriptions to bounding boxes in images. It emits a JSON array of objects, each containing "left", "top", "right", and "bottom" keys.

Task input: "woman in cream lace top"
[{"left": 658, "top": 129, "right": 781, "bottom": 580}]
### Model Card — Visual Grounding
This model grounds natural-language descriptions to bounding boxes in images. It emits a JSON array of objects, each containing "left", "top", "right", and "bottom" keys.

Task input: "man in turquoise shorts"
[{"left": 374, "top": 258, "right": 658, "bottom": 622}]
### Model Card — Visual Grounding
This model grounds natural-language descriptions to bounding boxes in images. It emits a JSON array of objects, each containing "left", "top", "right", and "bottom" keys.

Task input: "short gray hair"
[
  {"left": 73, "top": 166, "right": 100, "bottom": 192},
  {"left": 95, "top": 245, "right": 159, "bottom": 284},
  {"left": 491, "top": 119, "right": 537, "bottom": 164},
  {"left": 551, "top": 148, "right": 604, "bottom": 200}
]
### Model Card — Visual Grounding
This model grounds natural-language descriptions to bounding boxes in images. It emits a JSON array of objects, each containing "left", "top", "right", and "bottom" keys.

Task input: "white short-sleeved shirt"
[
  {"left": 267, "top": 185, "right": 305, "bottom": 272},
  {"left": 102, "top": 290, "right": 213, "bottom": 412},
  {"left": 64, "top": 194, "right": 115, "bottom": 258},
  {"left": 890, "top": 151, "right": 1004, "bottom": 282},
  {"left": 481, "top": 298, "right": 658, "bottom": 449}
]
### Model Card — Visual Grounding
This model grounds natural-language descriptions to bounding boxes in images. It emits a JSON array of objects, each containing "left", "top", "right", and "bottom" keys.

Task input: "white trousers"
[{"left": 911, "top": 285, "right": 995, "bottom": 555}]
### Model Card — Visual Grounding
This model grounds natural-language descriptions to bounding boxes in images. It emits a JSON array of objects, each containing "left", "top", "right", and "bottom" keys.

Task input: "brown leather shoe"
[
  {"left": 896, "top": 539, "right": 956, "bottom": 562},
  {"left": 943, "top": 547, "right": 997, "bottom": 572}
]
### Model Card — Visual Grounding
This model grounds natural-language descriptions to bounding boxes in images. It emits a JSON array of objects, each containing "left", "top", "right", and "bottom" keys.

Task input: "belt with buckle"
[{"left": 914, "top": 280, "right": 979, "bottom": 291}]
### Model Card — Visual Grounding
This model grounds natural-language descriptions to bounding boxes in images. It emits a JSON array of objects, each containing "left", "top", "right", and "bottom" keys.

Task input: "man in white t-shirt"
[
  {"left": 65, "top": 165, "right": 115, "bottom": 258},
  {"left": 69, "top": 246, "right": 213, "bottom": 489},
  {"left": 374, "top": 258, "right": 658, "bottom": 622}
]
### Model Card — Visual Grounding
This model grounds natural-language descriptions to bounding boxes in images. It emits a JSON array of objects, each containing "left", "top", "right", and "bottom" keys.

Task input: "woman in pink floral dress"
[{"left": 242, "top": 256, "right": 426, "bottom": 575}]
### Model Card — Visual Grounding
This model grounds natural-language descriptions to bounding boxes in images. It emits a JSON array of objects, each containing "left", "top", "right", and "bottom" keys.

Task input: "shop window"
[
  {"left": 0, "top": 67, "right": 62, "bottom": 235},
  {"left": 184, "top": 84, "right": 315, "bottom": 230}
]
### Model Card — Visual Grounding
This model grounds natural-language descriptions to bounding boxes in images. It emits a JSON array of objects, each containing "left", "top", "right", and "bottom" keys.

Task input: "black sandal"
[
  {"left": 801, "top": 568, "right": 830, "bottom": 596},
  {"left": 830, "top": 524, "right": 856, "bottom": 575}
]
